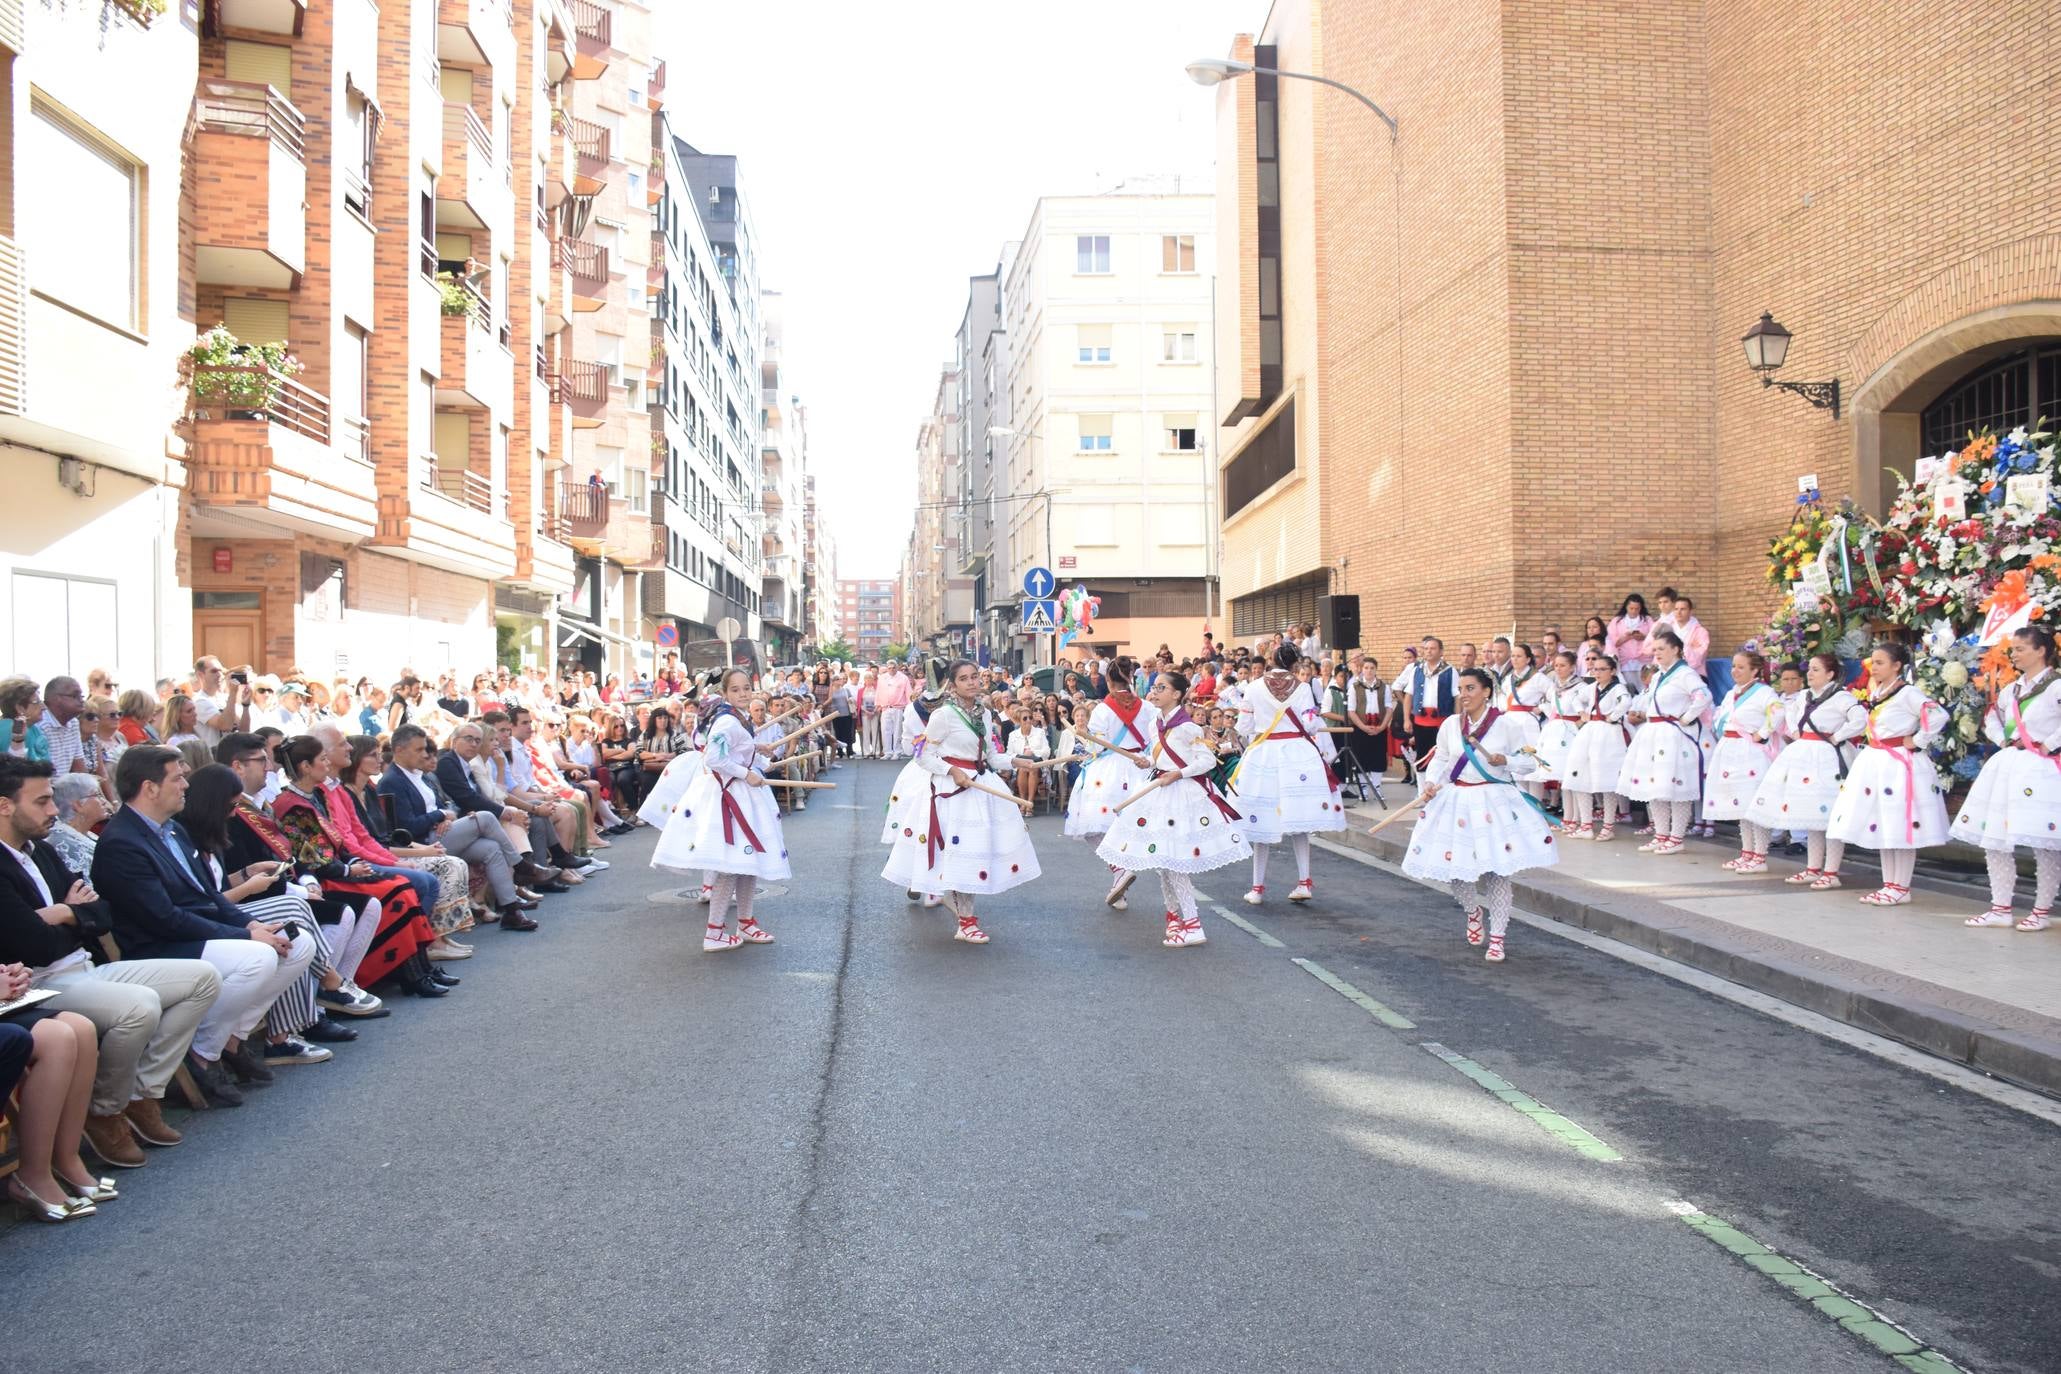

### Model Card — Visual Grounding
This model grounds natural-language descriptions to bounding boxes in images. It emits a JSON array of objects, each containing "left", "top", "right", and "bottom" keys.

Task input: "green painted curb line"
[
  {"left": 1291, "top": 958, "right": 1415, "bottom": 1028},
  {"left": 1213, "top": 906, "right": 1285, "bottom": 949},
  {"left": 1420, "top": 1042, "right": 1624, "bottom": 1161},
  {"left": 1670, "top": 1204, "right": 1963, "bottom": 1370}
]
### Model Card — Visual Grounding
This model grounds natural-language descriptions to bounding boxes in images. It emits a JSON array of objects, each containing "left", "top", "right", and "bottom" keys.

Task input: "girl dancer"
[
  {"left": 1233, "top": 643, "right": 1346, "bottom": 905},
  {"left": 1616, "top": 628, "right": 1713, "bottom": 855},
  {"left": 883, "top": 690, "right": 943, "bottom": 906},
  {"left": 1499, "top": 642, "right": 1550, "bottom": 806},
  {"left": 652, "top": 668, "right": 789, "bottom": 951},
  {"left": 881, "top": 659, "right": 1042, "bottom": 945},
  {"left": 1532, "top": 650, "right": 1585, "bottom": 801},
  {"left": 1096, "top": 671, "right": 1251, "bottom": 947},
  {"left": 1561, "top": 654, "right": 1632, "bottom": 839},
  {"left": 1705, "top": 651, "right": 1783, "bottom": 872},
  {"left": 1748, "top": 652, "right": 1865, "bottom": 888},
  {"left": 1824, "top": 642, "right": 1947, "bottom": 906},
  {"left": 1402, "top": 667, "right": 1559, "bottom": 962},
  {"left": 1955, "top": 626, "right": 2061, "bottom": 929},
  {"left": 636, "top": 679, "right": 711, "bottom": 827},
  {"left": 1063, "top": 657, "right": 1160, "bottom": 911}
]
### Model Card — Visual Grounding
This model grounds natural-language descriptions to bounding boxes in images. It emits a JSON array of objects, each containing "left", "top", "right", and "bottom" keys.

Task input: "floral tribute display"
[{"left": 1755, "top": 426, "right": 2058, "bottom": 784}]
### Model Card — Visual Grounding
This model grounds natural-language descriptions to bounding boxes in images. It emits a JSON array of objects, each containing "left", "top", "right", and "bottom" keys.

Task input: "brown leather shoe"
[
  {"left": 85, "top": 1112, "right": 148, "bottom": 1168},
  {"left": 123, "top": 1097, "right": 183, "bottom": 1147}
]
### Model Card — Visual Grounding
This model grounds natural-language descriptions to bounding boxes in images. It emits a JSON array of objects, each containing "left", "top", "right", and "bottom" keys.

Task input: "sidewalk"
[{"left": 1336, "top": 799, "right": 2061, "bottom": 1097}]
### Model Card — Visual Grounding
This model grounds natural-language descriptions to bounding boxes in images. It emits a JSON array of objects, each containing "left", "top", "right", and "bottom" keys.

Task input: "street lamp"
[
  {"left": 1741, "top": 311, "right": 1840, "bottom": 420},
  {"left": 1184, "top": 56, "right": 1397, "bottom": 140}
]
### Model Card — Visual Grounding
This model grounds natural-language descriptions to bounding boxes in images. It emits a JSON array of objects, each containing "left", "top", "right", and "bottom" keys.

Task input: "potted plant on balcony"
[
  {"left": 183, "top": 324, "right": 302, "bottom": 418},
  {"left": 550, "top": 108, "right": 569, "bottom": 135},
  {"left": 112, "top": 0, "right": 168, "bottom": 25},
  {"left": 435, "top": 271, "right": 478, "bottom": 318}
]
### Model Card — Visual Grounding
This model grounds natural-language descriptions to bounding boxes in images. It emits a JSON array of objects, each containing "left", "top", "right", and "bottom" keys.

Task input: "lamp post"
[
  {"left": 1742, "top": 311, "right": 1841, "bottom": 419},
  {"left": 1184, "top": 56, "right": 1397, "bottom": 140}
]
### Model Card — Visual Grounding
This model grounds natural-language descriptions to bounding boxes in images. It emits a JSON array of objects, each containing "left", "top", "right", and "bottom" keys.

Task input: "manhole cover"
[{"left": 649, "top": 883, "right": 790, "bottom": 903}]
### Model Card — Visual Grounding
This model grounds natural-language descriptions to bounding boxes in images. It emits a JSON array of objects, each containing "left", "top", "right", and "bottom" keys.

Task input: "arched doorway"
[{"left": 1917, "top": 342, "right": 2061, "bottom": 455}]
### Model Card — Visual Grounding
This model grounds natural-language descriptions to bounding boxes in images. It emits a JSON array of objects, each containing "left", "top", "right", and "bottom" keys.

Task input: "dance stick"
[
  {"left": 764, "top": 715, "right": 827, "bottom": 753},
  {"left": 1074, "top": 729, "right": 1150, "bottom": 764},
  {"left": 1366, "top": 795, "right": 1430, "bottom": 837},
  {"left": 954, "top": 773, "right": 1035, "bottom": 814},
  {"left": 1011, "top": 756, "right": 1070, "bottom": 769},
  {"left": 762, "top": 750, "right": 824, "bottom": 773},
  {"left": 763, "top": 778, "right": 836, "bottom": 789},
  {"left": 1113, "top": 772, "right": 1179, "bottom": 813}
]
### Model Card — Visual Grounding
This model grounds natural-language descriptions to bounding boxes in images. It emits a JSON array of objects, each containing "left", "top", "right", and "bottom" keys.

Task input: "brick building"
[
  {"left": 1208, "top": 0, "right": 2061, "bottom": 659},
  {"left": 838, "top": 578, "right": 899, "bottom": 662}
]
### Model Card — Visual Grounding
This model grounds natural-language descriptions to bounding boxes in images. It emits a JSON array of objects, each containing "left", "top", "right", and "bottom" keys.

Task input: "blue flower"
[
  {"left": 1953, "top": 755, "right": 1984, "bottom": 780},
  {"left": 1795, "top": 488, "right": 1821, "bottom": 506}
]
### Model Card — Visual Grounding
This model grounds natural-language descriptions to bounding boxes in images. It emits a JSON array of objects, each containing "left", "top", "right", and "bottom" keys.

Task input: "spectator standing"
[
  {"left": 1607, "top": 594, "right": 1656, "bottom": 690},
  {"left": 877, "top": 663, "right": 912, "bottom": 758},
  {"left": 188, "top": 657, "right": 249, "bottom": 753},
  {"left": 1392, "top": 637, "right": 1459, "bottom": 765}
]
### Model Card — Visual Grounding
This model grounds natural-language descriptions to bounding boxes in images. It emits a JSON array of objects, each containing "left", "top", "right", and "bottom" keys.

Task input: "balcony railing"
[
  {"left": 561, "top": 477, "right": 609, "bottom": 537},
  {"left": 190, "top": 364, "right": 330, "bottom": 444},
  {"left": 565, "top": 113, "right": 608, "bottom": 172},
  {"left": 194, "top": 78, "right": 306, "bottom": 160},
  {"left": 451, "top": 101, "right": 492, "bottom": 164},
  {"left": 425, "top": 462, "right": 503, "bottom": 518},
  {"left": 571, "top": 0, "right": 609, "bottom": 47},
  {"left": 562, "top": 237, "right": 607, "bottom": 297}
]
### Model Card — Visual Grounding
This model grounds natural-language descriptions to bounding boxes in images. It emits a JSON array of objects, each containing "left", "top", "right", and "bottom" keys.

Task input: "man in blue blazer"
[
  {"left": 91, "top": 746, "right": 315, "bottom": 1104},
  {"left": 373, "top": 724, "right": 540, "bottom": 925}
]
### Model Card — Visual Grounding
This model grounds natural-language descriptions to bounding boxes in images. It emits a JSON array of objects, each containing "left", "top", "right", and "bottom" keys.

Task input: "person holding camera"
[{"left": 190, "top": 657, "right": 251, "bottom": 755}]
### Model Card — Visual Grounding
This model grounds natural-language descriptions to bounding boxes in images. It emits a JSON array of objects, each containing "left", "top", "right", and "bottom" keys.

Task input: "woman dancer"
[
  {"left": 1955, "top": 626, "right": 2061, "bottom": 929},
  {"left": 1748, "top": 652, "right": 1865, "bottom": 889},
  {"left": 1063, "top": 657, "right": 1160, "bottom": 911},
  {"left": 1232, "top": 643, "right": 1346, "bottom": 906},
  {"left": 1401, "top": 667, "right": 1558, "bottom": 963},
  {"left": 1532, "top": 650, "right": 1585, "bottom": 805},
  {"left": 1561, "top": 654, "right": 1633, "bottom": 839},
  {"left": 1705, "top": 651, "right": 1783, "bottom": 873},
  {"left": 652, "top": 668, "right": 789, "bottom": 951},
  {"left": 1824, "top": 642, "right": 1948, "bottom": 906},
  {"left": 1499, "top": 643, "right": 1549, "bottom": 806},
  {"left": 1616, "top": 628, "right": 1712, "bottom": 855},
  {"left": 1096, "top": 671, "right": 1250, "bottom": 948},
  {"left": 881, "top": 659, "right": 1041, "bottom": 945}
]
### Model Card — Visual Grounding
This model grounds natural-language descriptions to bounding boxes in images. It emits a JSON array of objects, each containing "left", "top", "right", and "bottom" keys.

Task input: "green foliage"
[
  {"left": 185, "top": 325, "right": 301, "bottom": 413},
  {"left": 435, "top": 272, "right": 476, "bottom": 318},
  {"left": 814, "top": 640, "right": 854, "bottom": 663}
]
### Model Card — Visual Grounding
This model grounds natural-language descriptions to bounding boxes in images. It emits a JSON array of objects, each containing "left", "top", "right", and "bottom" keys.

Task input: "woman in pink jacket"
[{"left": 1607, "top": 593, "right": 1656, "bottom": 690}]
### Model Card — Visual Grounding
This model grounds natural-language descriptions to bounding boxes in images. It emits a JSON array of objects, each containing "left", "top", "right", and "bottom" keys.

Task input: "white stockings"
[
  {"left": 1806, "top": 831, "right": 1845, "bottom": 873},
  {"left": 1159, "top": 870, "right": 1198, "bottom": 923},
  {"left": 1451, "top": 874, "right": 1513, "bottom": 937}
]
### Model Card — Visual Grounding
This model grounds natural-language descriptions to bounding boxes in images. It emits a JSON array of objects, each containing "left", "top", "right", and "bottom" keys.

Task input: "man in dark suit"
[
  {"left": 90, "top": 746, "right": 315, "bottom": 1105},
  {"left": 0, "top": 757, "right": 221, "bottom": 1163},
  {"left": 373, "top": 724, "right": 543, "bottom": 924},
  {"left": 434, "top": 721, "right": 567, "bottom": 890}
]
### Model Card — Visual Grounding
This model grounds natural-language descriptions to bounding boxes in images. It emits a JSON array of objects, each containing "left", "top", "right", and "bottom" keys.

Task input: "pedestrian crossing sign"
[{"left": 1021, "top": 599, "right": 1058, "bottom": 634}]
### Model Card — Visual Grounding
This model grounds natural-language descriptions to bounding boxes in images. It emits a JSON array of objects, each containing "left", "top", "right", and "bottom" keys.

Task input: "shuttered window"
[
  {"left": 223, "top": 297, "right": 289, "bottom": 345},
  {"left": 225, "top": 41, "right": 293, "bottom": 97}
]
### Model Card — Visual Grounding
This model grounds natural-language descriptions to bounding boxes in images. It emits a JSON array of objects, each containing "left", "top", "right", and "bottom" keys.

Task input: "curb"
[{"left": 1330, "top": 821, "right": 2061, "bottom": 1099}]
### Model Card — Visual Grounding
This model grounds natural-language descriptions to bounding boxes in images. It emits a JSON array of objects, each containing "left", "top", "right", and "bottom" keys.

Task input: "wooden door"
[{"left": 194, "top": 610, "right": 263, "bottom": 671}]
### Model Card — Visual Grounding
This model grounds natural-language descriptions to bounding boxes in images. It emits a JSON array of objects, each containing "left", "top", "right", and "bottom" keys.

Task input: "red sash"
[
  {"left": 1157, "top": 727, "right": 1241, "bottom": 823},
  {"left": 717, "top": 777, "right": 765, "bottom": 853},
  {"left": 1278, "top": 695, "right": 1341, "bottom": 791},
  {"left": 924, "top": 754, "right": 984, "bottom": 869}
]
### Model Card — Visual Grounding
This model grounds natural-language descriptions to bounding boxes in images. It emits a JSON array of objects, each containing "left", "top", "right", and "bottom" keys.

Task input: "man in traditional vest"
[{"left": 1393, "top": 635, "right": 1458, "bottom": 772}]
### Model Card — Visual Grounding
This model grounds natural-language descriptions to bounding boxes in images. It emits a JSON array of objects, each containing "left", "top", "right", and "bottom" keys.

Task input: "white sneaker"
[
  {"left": 1243, "top": 887, "right": 1265, "bottom": 906},
  {"left": 921, "top": 893, "right": 943, "bottom": 908},
  {"left": 1287, "top": 881, "right": 1314, "bottom": 903},
  {"left": 582, "top": 859, "right": 610, "bottom": 871}
]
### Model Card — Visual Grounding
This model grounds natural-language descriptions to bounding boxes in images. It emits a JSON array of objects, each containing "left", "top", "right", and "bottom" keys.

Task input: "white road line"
[
  {"left": 1211, "top": 904, "right": 1284, "bottom": 948},
  {"left": 1311, "top": 836, "right": 2061, "bottom": 1127}
]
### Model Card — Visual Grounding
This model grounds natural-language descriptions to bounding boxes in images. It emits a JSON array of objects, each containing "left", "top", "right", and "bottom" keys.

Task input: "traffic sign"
[
  {"left": 1023, "top": 566, "right": 1055, "bottom": 600},
  {"left": 1021, "top": 599, "right": 1058, "bottom": 634},
  {"left": 655, "top": 623, "right": 680, "bottom": 648}
]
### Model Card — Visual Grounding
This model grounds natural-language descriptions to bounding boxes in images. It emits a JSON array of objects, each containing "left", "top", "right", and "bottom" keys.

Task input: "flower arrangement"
[
  {"left": 435, "top": 271, "right": 478, "bottom": 318},
  {"left": 183, "top": 325, "right": 302, "bottom": 414},
  {"left": 112, "top": 0, "right": 168, "bottom": 26}
]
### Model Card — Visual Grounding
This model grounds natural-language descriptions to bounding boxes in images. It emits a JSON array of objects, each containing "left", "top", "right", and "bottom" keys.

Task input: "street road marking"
[
  {"left": 1292, "top": 958, "right": 1415, "bottom": 1029},
  {"left": 1313, "top": 835, "right": 2061, "bottom": 1127},
  {"left": 1212, "top": 905, "right": 1285, "bottom": 948},
  {"left": 1667, "top": 1201, "right": 1965, "bottom": 1371},
  {"left": 1420, "top": 1042, "right": 1623, "bottom": 1162}
]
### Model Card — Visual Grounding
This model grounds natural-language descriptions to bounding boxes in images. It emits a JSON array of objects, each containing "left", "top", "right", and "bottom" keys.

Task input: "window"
[
  {"left": 344, "top": 92, "right": 373, "bottom": 219},
  {"left": 1920, "top": 344, "right": 2061, "bottom": 456},
  {"left": 225, "top": 40, "right": 293, "bottom": 97},
  {"left": 24, "top": 100, "right": 142, "bottom": 332},
  {"left": 1075, "top": 235, "right": 1111, "bottom": 274},
  {"left": 10, "top": 572, "right": 116, "bottom": 680},
  {"left": 625, "top": 465, "right": 648, "bottom": 514},
  {"left": 1162, "top": 330, "right": 1197, "bottom": 363},
  {"left": 337, "top": 321, "right": 370, "bottom": 457},
  {"left": 1077, "top": 414, "right": 1113, "bottom": 452},
  {"left": 492, "top": 424, "right": 510, "bottom": 514},
  {"left": 1076, "top": 324, "right": 1112, "bottom": 365},
  {"left": 598, "top": 444, "right": 625, "bottom": 490},
  {"left": 1164, "top": 415, "right": 1199, "bottom": 452},
  {"left": 1162, "top": 235, "right": 1196, "bottom": 273},
  {"left": 223, "top": 297, "right": 289, "bottom": 345},
  {"left": 419, "top": 190, "right": 437, "bottom": 279}
]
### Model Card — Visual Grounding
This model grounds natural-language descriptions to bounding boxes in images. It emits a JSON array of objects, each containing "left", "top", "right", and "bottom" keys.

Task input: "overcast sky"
[{"left": 654, "top": 0, "right": 1252, "bottom": 578}]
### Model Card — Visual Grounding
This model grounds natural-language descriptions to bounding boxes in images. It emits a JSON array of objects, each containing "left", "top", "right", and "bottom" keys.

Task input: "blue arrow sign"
[
  {"left": 1023, "top": 566, "right": 1055, "bottom": 600},
  {"left": 1021, "top": 599, "right": 1058, "bottom": 634}
]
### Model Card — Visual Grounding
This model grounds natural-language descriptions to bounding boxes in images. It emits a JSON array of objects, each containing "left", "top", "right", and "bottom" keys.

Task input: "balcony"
[
  {"left": 424, "top": 461, "right": 505, "bottom": 519},
  {"left": 191, "top": 79, "right": 306, "bottom": 289},
  {"left": 437, "top": 295, "right": 512, "bottom": 414},
  {"left": 561, "top": 479, "right": 641, "bottom": 560},
  {"left": 563, "top": 237, "right": 607, "bottom": 311},
  {"left": 375, "top": 454, "right": 516, "bottom": 580},
  {"left": 437, "top": 0, "right": 505, "bottom": 70},
  {"left": 437, "top": 102, "right": 508, "bottom": 233},
  {"left": 647, "top": 60, "right": 667, "bottom": 110},
  {"left": 204, "top": 0, "right": 307, "bottom": 36},
  {"left": 571, "top": 0, "right": 610, "bottom": 79},
  {"left": 562, "top": 359, "right": 607, "bottom": 428},
  {"left": 0, "top": 236, "right": 22, "bottom": 418},
  {"left": 541, "top": 0, "right": 577, "bottom": 84},
  {"left": 186, "top": 366, "right": 377, "bottom": 540},
  {"left": 566, "top": 114, "right": 609, "bottom": 196}
]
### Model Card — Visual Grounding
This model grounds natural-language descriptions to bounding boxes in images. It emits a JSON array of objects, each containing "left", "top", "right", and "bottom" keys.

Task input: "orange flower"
[
  {"left": 1981, "top": 481, "right": 1997, "bottom": 494},
  {"left": 2034, "top": 554, "right": 2061, "bottom": 573}
]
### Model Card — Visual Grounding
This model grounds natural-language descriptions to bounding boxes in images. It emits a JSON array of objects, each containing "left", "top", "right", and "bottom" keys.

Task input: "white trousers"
[
  {"left": 880, "top": 710, "right": 905, "bottom": 758},
  {"left": 190, "top": 932, "right": 317, "bottom": 1061}
]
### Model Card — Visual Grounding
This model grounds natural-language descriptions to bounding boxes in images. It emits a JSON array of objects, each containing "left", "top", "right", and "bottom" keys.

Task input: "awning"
[{"left": 558, "top": 613, "right": 651, "bottom": 654}]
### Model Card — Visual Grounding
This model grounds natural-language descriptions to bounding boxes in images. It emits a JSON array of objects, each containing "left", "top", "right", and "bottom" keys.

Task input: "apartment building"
[
  {"left": 997, "top": 194, "right": 1215, "bottom": 670},
  {"left": 1207, "top": 1, "right": 2061, "bottom": 652},
  {"left": 803, "top": 467, "right": 839, "bottom": 648},
  {"left": 838, "top": 579, "right": 899, "bottom": 662},
  {"left": 758, "top": 290, "right": 806, "bottom": 662},
  {"left": 646, "top": 116, "right": 764, "bottom": 667},
  {"left": 0, "top": 3, "right": 193, "bottom": 684},
  {"left": 951, "top": 266, "right": 1007, "bottom": 662},
  {"left": 903, "top": 364, "right": 973, "bottom": 656}
]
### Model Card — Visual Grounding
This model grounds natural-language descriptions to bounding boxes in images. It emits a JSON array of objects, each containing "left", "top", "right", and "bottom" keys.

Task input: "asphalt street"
[{"left": 1, "top": 758, "right": 2053, "bottom": 1372}]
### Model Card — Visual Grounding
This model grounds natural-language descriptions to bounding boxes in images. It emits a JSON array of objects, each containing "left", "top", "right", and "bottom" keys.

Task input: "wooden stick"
[
  {"left": 765, "top": 715, "right": 825, "bottom": 753},
  {"left": 1113, "top": 772, "right": 1179, "bottom": 813},
  {"left": 1365, "top": 795, "right": 1429, "bottom": 837},
  {"left": 960, "top": 775, "right": 1035, "bottom": 814},
  {"left": 762, "top": 750, "right": 824, "bottom": 773},
  {"left": 1075, "top": 729, "right": 1149, "bottom": 764},
  {"left": 1010, "top": 756, "right": 1070, "bottom": 769},
  {"left": 763, "top": 778, "right": 836, "bottom": 789}
]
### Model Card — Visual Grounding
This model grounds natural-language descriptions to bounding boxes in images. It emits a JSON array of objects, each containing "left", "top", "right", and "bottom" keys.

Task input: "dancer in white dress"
[
  {"left": 880, "top": 659, "right": 1042, "bottom": 945},
  {"left": 1746, "top": 652, "right": 1865, "bottom": 890},
  {"left": 1955, "top": 626, "right": 2061, "bottom": 930},
  {"left": 1499, "top": 643, "right": 1551, "bottom": 806},
  {"left": 1062, "top": 658, "right": 1160, "bottom": 911},
  {"left": 1706, "top": 651, "right": 1784, "bottom": 873},
  {"left": 1560, "top": 655, "right": 1633, "bottom": 840},
  {"left": 1532, "top": 652, "right": 1586, "bottom": 792},
  {"left": 1096, "top": 672, "right": 1252, "bottom": 948},
  {"left": 1232, "top": 644, "right": 1347, "bottom": 906},
  {"left": 651, "top": 669, "right": 791, "bottom": 951},
  {"left": 1400, "top": 667, "right": 1559, "bottom": 963},
  {"left": 634, "top": 687, "right": 709, "bottom": 827},
  {"left": 1824, "top": 642, "right": 1948, "bottom": 906},
  {"left": 1615, "top": 628, "right": 1713, "bottom": 856},
  {"left": 882, "top": 691, "right": 943, "bottom": 907}
]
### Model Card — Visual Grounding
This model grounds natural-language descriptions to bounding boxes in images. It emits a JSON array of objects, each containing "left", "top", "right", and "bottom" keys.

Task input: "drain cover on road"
[{"left": 649, "top": 883, "right": 789, "bottom": 903}]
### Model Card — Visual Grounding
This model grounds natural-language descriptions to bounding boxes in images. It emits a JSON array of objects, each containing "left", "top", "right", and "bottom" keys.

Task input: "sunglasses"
[{"left": 81, "top": 713, "right": 100, "bottom": 722}]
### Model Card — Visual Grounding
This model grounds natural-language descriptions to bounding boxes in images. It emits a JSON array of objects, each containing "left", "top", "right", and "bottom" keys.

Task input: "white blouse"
[
  {"left": 916, "top": 701, "right": 1012, "bottom": 777},
  {"left": 1633, "top": 662, "right": 1713, "bottom": 727},
  {"left": 1857, "top": 681, "right": 1943, "bottom": 749},
  {"left": 1152, "top": 717, "right": 1220, "bottom": 779},
  {"left": 1981, "top": 670, "right": 2061, "bottom": 752},
  {"left": 1419, "top": 708, "right": 1534, "bottom": 788},
  {"left": 1782, "top": 687, "right": 1865, "bottom": 744},
  {"left": 1712, "top": 682, "right": 1781, "bottom": 742}
]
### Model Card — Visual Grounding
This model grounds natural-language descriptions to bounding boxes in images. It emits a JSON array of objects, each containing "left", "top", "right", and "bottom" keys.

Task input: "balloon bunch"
[{"left": 1056, "top": 585, "right": 1100, "bottom": 650}]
